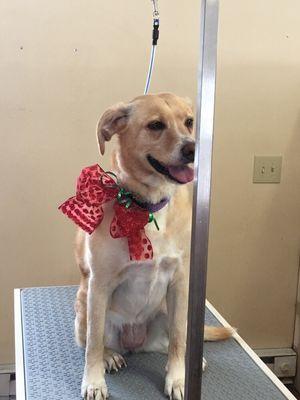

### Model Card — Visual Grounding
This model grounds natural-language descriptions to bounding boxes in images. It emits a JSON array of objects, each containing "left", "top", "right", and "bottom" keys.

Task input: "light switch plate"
[{"left": 253, "top": 156, "right": 282, "bottom": 183}]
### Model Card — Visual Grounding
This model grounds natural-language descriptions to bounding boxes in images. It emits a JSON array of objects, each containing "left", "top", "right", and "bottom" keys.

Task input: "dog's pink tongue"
[{"left": 168, "top": 165, "right": 194, "bottom": 183}]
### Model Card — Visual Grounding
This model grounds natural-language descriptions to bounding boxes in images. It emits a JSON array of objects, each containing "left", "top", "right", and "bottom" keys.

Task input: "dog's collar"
[{"left": 133, "top": 197, "right": 170, "bottom": 213}]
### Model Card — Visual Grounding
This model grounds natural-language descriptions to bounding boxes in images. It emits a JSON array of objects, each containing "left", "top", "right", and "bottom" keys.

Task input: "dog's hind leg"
[
  {"left": 103, "top": 348, "right": 127, "bottom": 373},
  {"left": 138, "top": 311, "right": 169, "bottom": 354},
  {"left": 138, "top": 311, "right": 205, "bottom": 371}
]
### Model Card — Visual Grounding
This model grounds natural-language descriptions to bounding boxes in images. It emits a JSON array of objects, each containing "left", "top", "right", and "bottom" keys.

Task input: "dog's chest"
[{"left": 88, "top": 202, "right": 180, "bottom": 272}]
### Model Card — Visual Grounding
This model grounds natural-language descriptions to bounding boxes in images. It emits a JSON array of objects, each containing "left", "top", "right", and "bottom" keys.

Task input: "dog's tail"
[{"left": 204, "top": 325, "right": 235, "bottom": 341}]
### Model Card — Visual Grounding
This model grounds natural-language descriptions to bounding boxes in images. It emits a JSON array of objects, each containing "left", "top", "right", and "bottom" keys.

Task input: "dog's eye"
[
  {"left": 147, "top": 121, "right": 166, "bottom": 131},
  {"left": 185, "top": 118, "right": 194, "bottom": 129}
]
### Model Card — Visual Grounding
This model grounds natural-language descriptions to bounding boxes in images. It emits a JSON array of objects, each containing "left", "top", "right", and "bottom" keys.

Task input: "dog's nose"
[{"left": 181, "top": 142, "right": 195, "bottom": 163}]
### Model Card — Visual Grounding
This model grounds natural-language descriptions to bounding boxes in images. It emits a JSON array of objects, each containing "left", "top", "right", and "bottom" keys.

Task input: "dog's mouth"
[{"left": 147, "top": 155, "right": 194, "bottom": 184}]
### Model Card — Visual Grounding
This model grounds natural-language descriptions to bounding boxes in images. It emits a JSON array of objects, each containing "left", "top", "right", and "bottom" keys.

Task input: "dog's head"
[{"left": 97, "top": 93, "right": 195, "bottom": 198}]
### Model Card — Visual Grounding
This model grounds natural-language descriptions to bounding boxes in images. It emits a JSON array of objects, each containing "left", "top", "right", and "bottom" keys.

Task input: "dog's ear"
[{"left": 96, "top": 102, "right": 131, "bottom": 155}]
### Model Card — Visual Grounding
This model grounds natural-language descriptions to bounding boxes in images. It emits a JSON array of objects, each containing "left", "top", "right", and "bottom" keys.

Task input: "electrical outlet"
[{"left": 253, "top": 156, "right": 282, "bottom": 183}]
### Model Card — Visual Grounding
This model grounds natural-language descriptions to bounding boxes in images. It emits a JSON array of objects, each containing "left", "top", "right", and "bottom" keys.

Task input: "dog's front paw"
[
  {"left": 165, "top": 376, "right": 184, "bottom": 400},
  {"left": 165, "top": 374, "right": 184, "bottom": 400},
  {"left": 165, "top": 357, "right": 207, "bottom": 399},
  {"left": 164, "top": 361, "right": 185, "bottom": 400},
  {"left": 81, "top": 379, "right": 108, "bottom": 400}
]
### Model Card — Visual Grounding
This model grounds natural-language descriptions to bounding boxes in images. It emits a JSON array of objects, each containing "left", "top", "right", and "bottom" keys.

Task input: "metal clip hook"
[{"left": 151, "top": 0, "right": 159, "bottom": 19}]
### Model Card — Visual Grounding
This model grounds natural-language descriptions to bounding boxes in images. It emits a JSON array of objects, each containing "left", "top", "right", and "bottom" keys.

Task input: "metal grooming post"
[{"left": 185, "top": 1, "right": 219, "bottom": 399}]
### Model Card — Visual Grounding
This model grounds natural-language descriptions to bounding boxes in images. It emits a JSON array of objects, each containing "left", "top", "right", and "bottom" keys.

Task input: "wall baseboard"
[
  {"left": 0, "top": 364, "right": 16, "bottom": 396},
  {"left": 293, "top": 259, "right": 300, "bottom": 392},
  {"left": 255, "top": 348, "right": 297, "bottom": 379}
]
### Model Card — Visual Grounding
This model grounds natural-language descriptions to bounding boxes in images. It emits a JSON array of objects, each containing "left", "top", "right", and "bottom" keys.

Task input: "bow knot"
[{"left": 59, "top": 164, "right": 155, "bottom": 261}]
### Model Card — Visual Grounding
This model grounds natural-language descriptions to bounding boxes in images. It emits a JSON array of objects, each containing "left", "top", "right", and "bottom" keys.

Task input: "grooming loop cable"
[{"left": 144, "top": 0, "right": 160, "bottom": 94}]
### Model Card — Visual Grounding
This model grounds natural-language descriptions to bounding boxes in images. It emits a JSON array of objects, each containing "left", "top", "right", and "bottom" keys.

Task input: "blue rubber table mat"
[{"left": 20, "top": 286, "right": 288, "bottom": 400}]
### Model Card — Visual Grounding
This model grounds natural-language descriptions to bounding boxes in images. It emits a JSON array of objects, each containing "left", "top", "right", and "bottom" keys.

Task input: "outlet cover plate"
[{"left": 253, "top": 156, "right": 282, "bottom": 183}]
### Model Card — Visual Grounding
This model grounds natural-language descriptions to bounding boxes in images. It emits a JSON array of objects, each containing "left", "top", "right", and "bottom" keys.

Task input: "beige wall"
[
  {"left": 0, "top": 0, "right": 299, "bottom": 363},
  {"left": 208, "top": 0, "right": 300, "bottom": 348}
]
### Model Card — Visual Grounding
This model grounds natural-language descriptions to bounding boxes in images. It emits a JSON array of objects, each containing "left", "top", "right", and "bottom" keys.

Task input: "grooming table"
[{"left": 14, "top": 286, "right": 295, "bottom": 400}]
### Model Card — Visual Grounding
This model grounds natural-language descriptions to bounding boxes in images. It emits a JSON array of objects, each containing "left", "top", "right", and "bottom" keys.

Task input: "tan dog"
[{"left": 74, "top": 93, "right": 232, "bottom": 400}]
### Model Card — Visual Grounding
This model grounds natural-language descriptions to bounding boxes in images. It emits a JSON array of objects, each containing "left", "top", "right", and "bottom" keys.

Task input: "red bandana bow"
[{"left": 59, "top": 165, "right": 154, "bottom": 261}]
